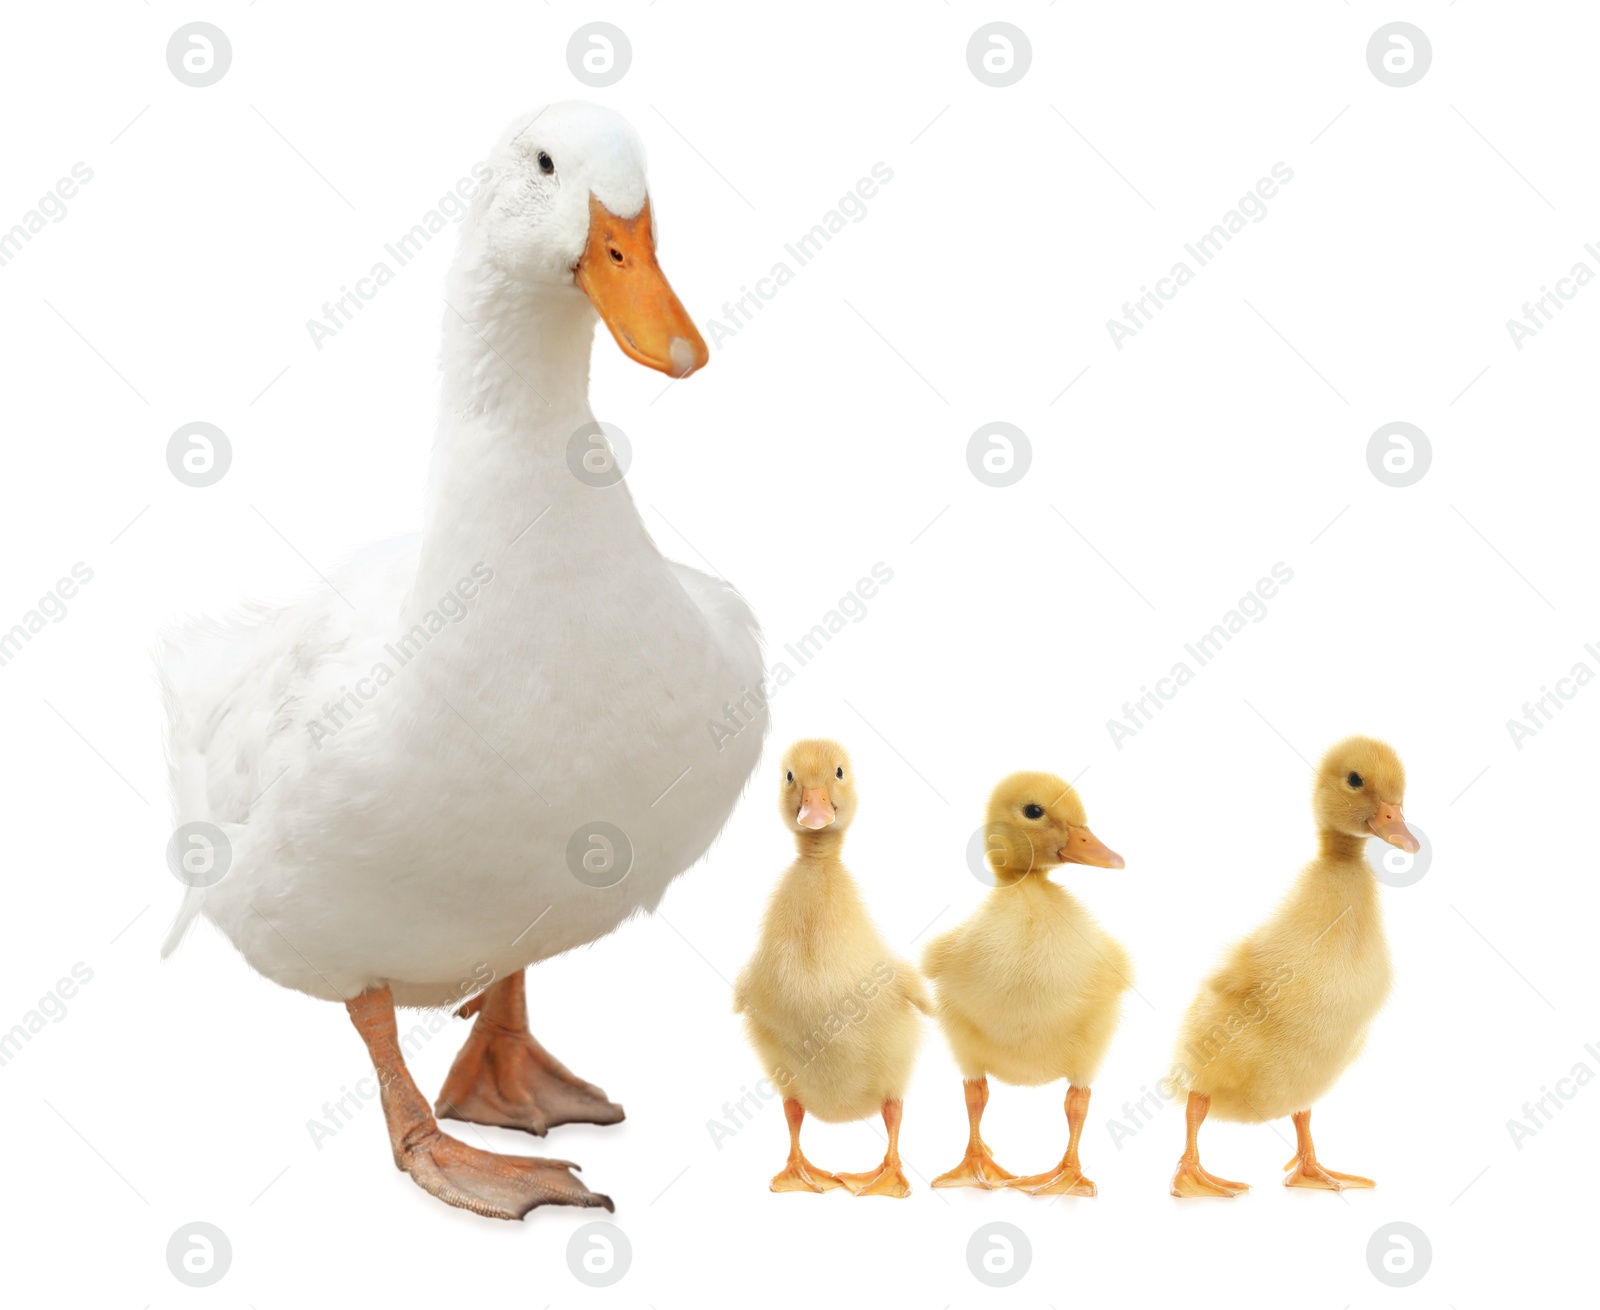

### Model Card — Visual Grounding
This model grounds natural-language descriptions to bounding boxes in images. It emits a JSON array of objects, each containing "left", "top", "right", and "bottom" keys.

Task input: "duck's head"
[
  {"left": 479, "top": 101, "right": 708, "bottom": 377},
  {"left": 779, "top": 739, "right": 858, "bottom": 838},
  {"left": 982, "top": 771, "right": 1124, "bottom": 882},
  {"left": 1312, "top": 735, "right": 1418, "bottom": 853}
]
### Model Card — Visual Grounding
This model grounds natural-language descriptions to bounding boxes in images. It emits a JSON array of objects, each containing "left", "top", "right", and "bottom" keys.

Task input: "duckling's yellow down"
[
  {"left": 922, "top": 772, "right": 1131, "bottom": 1087},
  {"left": 1172, "top": 736, "right": 1406, "bottom": 1122},
  {"left": 734, "top": 740, "right": 929, "bottom": 1123}
]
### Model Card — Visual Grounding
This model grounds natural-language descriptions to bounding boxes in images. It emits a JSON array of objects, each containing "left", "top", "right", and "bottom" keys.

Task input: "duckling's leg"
[
  {"left": 434, "top": 970, "right": 625, "bottom": 1135},
  {"left": 1282, "top": 1108, "right": 1375, "bottom": 1190},
  {"left": 931, "top": 1077, "right": 1018, "bottom": 1188},
  {"left": 1007, "top": 1083, "right": 1097, "bottom": 1197},
  {"left": 770, "top": 1098, "right": 844, "bottom": 1192},
  {"left": 345, "top": 986, "right": 612, "bottom": 1220},
  {"left": 834, "top": 1099, "right": 913, "bottom": 1198},
  {"left": 1170, "top": 1092, "right": 1251, "bottom": 1198}
]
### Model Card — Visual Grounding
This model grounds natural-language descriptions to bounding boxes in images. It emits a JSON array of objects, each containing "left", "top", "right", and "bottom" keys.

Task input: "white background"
[{"left": 1, "top": 2, "right": 1594, "bottom": 1305}]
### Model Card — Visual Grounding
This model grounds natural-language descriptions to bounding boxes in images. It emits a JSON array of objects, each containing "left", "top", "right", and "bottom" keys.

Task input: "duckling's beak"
[
  {"left": 1058, "top": 825, "right": 1124, "bottom": 869},
  {"left": 575, "top": 194, "right": 709, "bottom": 378},
  {"left": 797, "top": 786, "right": 835, "bottom": 830},
  {"left": 1367, "top": 802, "right": 1419, "bottom": 853}
]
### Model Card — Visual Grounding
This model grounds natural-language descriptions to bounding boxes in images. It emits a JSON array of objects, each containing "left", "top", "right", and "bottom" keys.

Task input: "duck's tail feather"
[
  {"left": 159, "top": 742, "right": 212, "bottom": 960},
  {"left": 160, "top": 887, "right": 205, "bottom": 960},
  {"left": 157, "top": 626, "right": 215, "bottom": 959}
]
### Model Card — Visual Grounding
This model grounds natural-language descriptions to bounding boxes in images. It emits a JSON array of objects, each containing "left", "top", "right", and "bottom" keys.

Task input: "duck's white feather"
[{"left": 160, "top": 103, "right": 766, "bottom": 1006}]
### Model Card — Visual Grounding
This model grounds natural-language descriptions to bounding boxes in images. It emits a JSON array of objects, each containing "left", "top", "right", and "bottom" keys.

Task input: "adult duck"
[{"left": 160, "top": 102, "right": 765, "bottom": 1220}]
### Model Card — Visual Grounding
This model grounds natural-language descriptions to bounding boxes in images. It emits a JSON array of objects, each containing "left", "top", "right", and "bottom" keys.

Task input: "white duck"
[{"left": 160, "top": 102, "right": 766, "bottom": 1220}]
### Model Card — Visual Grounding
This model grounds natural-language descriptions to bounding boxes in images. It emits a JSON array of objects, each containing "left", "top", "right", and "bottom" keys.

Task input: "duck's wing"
[
  {"left": 665, "top": 561, "right": 763, "bottom": 682},
  {"left": 158, "top": 535, "right": 418, "bottom": 955}
]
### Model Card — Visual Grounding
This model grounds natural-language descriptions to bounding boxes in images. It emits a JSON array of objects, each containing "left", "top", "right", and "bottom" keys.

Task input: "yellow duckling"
[
  {"left": 922, "top": 772, "right": 1130, "bottom": 1197},
  {"left": 1169, "top": 735, "right": 1418, "bottom": 1197},
  {"left": 734, "top": 739, "right": 931, "bottom": 1196}
]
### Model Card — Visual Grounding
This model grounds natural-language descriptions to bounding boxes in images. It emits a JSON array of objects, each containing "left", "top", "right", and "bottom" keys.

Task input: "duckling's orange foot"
[
  {"left": 834, "top": 1163, "right": 912, "bottom": 1198},
  {"left": 435, "top": 1025, "right": 624, "bottom": 1136},
  {"left": 931, "top": 1145, "right": 1017, "bottom": 1189},
  {"left": 1170, "top": 1157, "right": 1251, "bottom": 1198},
  {"left": 397, "top": 1127, "right": 612, "bottom": 1220},
  {"left": 1007, "top": 1163, "right": 1097, "bottom": 1197},
  {"left": 770, "top": 1157, "right": 844, "bottom": 1193},
  {"left": 1282, "top": 1155, "right": 1375, "bottom": 1190}
]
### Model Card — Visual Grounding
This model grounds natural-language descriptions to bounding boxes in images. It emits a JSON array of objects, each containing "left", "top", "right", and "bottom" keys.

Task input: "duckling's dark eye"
[
  {"left": 836, "top": 767, "right": 843, "bottom": 779},
  {"left": 537, "top": 151, "right": 554, "bottom": 174},
  {"left": 786, "top": 771, "right": 793, "bottom": 783},
  {"left": 1347, "top": 772, "right": 1363, "bottom": 789},
  {"left": 1023, "top": 803, "right": 1045, "bottom": 820}
]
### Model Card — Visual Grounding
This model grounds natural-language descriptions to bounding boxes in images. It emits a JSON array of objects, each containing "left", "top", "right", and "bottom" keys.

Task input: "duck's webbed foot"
[
  {"left": 1007, "top": 1161, "right": 1097, "bottom": 1197},
  {"left": 771, "top": 1098, "right": 843, "bottom": 1193},
  {"left": 399, "top": 1126, "right": 613, "bottom": 1220},
  {"left": 770, "top": 1156, "right": 844, "bottom": 1193},
  {"left": 932, "top": 1142, "right": 1017, "bottom": 1189},
  {"left": 1006, "top": 1084, "right": 1097, "bottom": 1197},
  {"left": 933, "top": 1076, "right": 1017, "bottom": 1189},
  {"left": 1170, "top": 1092, "right": 1249, "bottom": 1198},
  {"left": 435, "top": 971, "right": 625, "bottom": 1135},
  {"left": 1170, "top": 1155, "right": 1250, "bottom": 1198},
  {"left": 834, "top": 1099, "right": 912, "bottom": 1198},
  {"left": 1282, "top": 1155, "right": 1375, "bottom": 1190},
  {"left": 835, "top": 1161, "right": 912, "bottom": 1197},
  {"left": 1282, "top": 1109, "right": 1375, "bottom": 1191},
  {"left": 346, "top": 984, "right": 612, "bottom": 1222}
]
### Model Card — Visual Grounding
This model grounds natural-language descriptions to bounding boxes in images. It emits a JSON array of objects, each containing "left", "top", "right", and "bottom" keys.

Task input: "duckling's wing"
[
  {"left": 920, "top": 924, "right": 957, "bottom": 980},
  {"left": 894, "top": 956, "right": 935, "bottom": 1014},
  {"left": 1201, "top": 934, "right": 1278, "bottom": 1002}
]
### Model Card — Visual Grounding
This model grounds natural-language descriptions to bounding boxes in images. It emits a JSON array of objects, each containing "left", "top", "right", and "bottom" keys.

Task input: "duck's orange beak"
[
  {"left": 1367, "top": 802, "right": 1419, "bottom": 853},
  {"left": 575, "top": 194, "right": 708, "bottom": 378},
  {"left": 1059, "top": 825, "right": 1124, "bottom": 869},
  {"left": 797, "top": 787, "right": 835, "bottom": 830}
]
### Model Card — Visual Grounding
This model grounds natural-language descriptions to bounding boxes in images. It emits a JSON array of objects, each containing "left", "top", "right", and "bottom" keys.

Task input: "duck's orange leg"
[
  {"left": 1008, "top": 1083, "right": 1097, "bottom": 1197},
  {"left": 1170, "top": 1092, "right": 1250, "bottom": 1198},
  {"left": 770, "top": 1097, "right": 844, "bottom": 1192},
  {"left": 835, "top": 1099, "right": 913, "bottom": 1197},
  {"left": 1282, "top": 1108, "right": 1375, "bottom": 1190},
  {"left": 932, "top": 1077, "right": 1018, "bottom": 1188},
  {"left": 435, "top": 970, "right": 624, "bottom": 1135},
  {"left": 346, "top": 986, "right": 611, "bottom": 1220}
]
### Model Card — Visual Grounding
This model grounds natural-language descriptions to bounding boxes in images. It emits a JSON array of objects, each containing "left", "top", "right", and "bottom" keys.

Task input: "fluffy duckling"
[
  {"left": 922, "top": 773, "right": 1130, "bottom": 1197},
  {"left": 734, "top": 740, "right": 931, "bottom": 1196},
  {"left": 1169, "top": 735, "right": 1417, "bottom": 1197}
]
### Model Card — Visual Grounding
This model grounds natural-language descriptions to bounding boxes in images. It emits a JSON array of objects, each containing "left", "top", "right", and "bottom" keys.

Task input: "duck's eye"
[
  {"left": 537, "top": 151, "right": 554, "bottom": 174},
  {"left": 1023, "top": 803, "right": 1045, "bottom": 820},
  {"left": 1347, "top": 772, "right": 1363, "bottom": 789},
  {"left": 785, "top": 771, "right": 793, "bottom": 783},
  {"left": 836, "top": 767, "right": 843, "bottom": 779}
]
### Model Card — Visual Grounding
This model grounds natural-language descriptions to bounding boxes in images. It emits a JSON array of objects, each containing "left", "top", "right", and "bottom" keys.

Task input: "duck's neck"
[
  {"left": 1317, "top": 830, "right": 1371, "bottom": 866},
  {"left": 439, "top": 257, "right": 598, "bottom": 415},
  {"left": 1305, "top": 830, "right": 1386, "bottom": 943},
  {"left": 793, "top": 830, "right": 847, "bottom": 865},
  {"left": 403, "top": 255, "right": 648, "bottom": 622},
  {"left": 998, "top": 870, "right": 1072, "bottom": 903}
]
